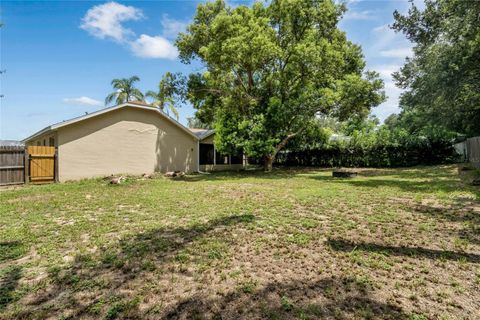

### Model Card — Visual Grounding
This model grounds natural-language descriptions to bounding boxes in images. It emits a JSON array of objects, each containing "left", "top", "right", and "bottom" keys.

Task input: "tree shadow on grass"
[
  {"left": 164, "top": 276, "right": 409, "bottom": 319},
  {"left": 412, "top": 202, "right": 480, "bottom": 245},
  {"left": 179, "top": 166, "right": 479, "bottom": 199},
  {"left": 14, "top": 214, "right": 255, "bottom": 319},
  {"left": 315, "top": 171, "right": 479, "bottom": 246},
  {"left": 0, "top": 241, "right": 26, "bottom": 311},
  {"left": 0, "top": 241, "right": 26, "bottom": 263},
  {"left": 357, "top": 166, "right": 457, "bottom": 179},
  {"left": 308, "top": 175, "right": 480, "bottom": 201},
  {"left": 0, "top": 266, "right": 22, "bottom": 311},
  {"left": 326, "top": 238, "right": 480, "bottom": 263}
]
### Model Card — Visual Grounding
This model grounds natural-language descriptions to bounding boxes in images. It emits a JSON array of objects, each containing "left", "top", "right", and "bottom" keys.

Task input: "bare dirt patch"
[{"left": 1, "top": 166, "right": 479, "bottom": 319}]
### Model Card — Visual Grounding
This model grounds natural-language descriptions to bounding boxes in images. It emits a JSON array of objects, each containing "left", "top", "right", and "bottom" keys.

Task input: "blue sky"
[{"left": 0, "top": 0, "right": 418, "bottom": 140}]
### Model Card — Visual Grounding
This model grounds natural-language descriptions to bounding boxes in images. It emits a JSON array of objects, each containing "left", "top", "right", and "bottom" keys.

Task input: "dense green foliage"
[
  {"left": 187, "top": 117, "right": 211, "bottom": 129},
  {"left": 105, "top": 76, "right": 144, "bottom": 106},
  {"left": 177, "top": 0, "right": 385, "bottom": 170},
  {"left": 275, "top": 121, "right": 459, "bottom": 167},
  {"left": 276, "top": 134, "right": 458, "bottom": 168},
  {"left": 392, "top": 0, "right": 480, "bottom": 136}
]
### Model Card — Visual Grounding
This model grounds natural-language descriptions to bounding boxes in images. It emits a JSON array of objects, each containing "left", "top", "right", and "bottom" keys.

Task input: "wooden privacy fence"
[
  {"left": 454, "top": 136, "right": 480, "bottom": 168},
  {"left": 466, "top": 136, "right": 480, "bottom": 167},
  {"left": 0, "top": 145, "right": 26, "bottom": 185},
  {"left": 0, "top": 146, "right": 57, "bottom": 185}
]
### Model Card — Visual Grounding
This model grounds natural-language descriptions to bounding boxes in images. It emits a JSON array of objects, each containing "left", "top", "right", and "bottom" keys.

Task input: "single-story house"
[{"left": 23, "top": 102, "right": 246, "bottom": 181}]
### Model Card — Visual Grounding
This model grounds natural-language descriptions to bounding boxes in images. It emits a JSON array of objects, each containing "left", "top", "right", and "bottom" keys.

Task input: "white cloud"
[
  {"left": 367, "top": 2, "right": 423, "bottom": 120},
  {"left": 372, "top": 24, "right": 395, "bottom": 38},
  {"left": 374, "top": 64, "right": 402, "bottom": 78},
  {"left": 225, "top": 0, "right": 256, "bottom": 9},
  {"left": 343, "top": 10, "right": 375, "bottom": 21},
  {"left": 371, "top": 78, "right": 403, "bottom": 120},
  {"left": 373, "top": 100, "right": 402, "bottom": 121},
  {"left": 63, "top": 96, "right": 103, "bottom": 106},
  {"left": 371, "top": 24, "right": 400, "bottom": 49},
  {"left": 80, "top": 2, "right": 179, "bottom": 60},
  {"left": 161, "top": 15, "right": 188, "bottom": 39},
  {"left": 370, "top": 65, "right": 404, "bottom": 121},
  {"left": 130, "top": 34, "right": 178, "bottom": 59},
  {"left": 80, "top": 1, "right": 143, "bottom": 42},
  {"left": 380, "top": 47, "right": 413, "bottom": 58},
  {"left": 370, "top": 24, "right": 413, "bottom": 59}
]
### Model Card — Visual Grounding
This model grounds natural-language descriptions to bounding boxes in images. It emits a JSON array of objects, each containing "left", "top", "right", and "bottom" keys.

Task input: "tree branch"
[{"left": 273, "top": 126, "right": 307, "bottom": 157}]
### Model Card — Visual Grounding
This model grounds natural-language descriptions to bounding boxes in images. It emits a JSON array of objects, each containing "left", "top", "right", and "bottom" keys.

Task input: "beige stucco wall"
[
  {"left": 56, "top": 107, "right": 198, "bottom": 181},
  {"left": 201, "top": 134, "right": 214, "bottom": 144}
]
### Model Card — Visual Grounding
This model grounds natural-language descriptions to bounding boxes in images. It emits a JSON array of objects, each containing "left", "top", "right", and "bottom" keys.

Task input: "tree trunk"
[
  {"left": 264, "top": 155, "right": 274, "bottom": 172},
  {"left": 263, "top": 128, "right": 306, "bottom": 172}
]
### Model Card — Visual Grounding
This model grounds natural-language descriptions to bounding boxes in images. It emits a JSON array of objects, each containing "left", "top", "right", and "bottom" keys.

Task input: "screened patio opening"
[
  {"left": 200, "top": 143, "right": 214, "bottom": 165},
  {"left": 200, "top": 143, "right": 244, "bottom": 166}
]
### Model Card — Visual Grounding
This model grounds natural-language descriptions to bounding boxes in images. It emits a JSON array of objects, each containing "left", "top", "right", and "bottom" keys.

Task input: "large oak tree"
[{"left": 177, "top": 0, "right": 385, "bottom": 170}]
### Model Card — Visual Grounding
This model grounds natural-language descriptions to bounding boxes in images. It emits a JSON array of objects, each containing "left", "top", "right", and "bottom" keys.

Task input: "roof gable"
[
  {"left": 23, "top": 102, "right": 199, "bottom": 142},
  {"left": 189, "top": 128, "right": 215, "bottom": 140}
]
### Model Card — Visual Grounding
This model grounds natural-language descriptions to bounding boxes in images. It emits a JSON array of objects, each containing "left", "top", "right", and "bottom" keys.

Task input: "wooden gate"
[{"left": 28, "top": 146, "right": 57, "bottom": 183}]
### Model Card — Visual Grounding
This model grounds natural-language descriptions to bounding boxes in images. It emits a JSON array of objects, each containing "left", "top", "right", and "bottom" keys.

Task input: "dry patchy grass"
[{"left": 0, "top": 165, "right": 479, "bottom": 319}]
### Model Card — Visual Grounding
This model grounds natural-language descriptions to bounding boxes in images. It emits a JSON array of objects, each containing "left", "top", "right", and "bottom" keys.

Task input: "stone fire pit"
[{"left": 332, "top": 169, "right": 358, "bottom": 178}]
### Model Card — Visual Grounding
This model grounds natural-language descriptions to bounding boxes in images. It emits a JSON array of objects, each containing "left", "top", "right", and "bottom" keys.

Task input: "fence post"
[
  {"left": 54, "top": 147, "right": 59, "bottom": 182},
  {"left": 24, "top": 147, "right": 30, "bottom": 184}
]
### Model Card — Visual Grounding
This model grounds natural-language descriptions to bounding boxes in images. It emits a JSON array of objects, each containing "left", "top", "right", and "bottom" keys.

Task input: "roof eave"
[
  {"left": 22, "top": 126, "right": 54, "bottom": 143},
  {"left": 199, "top": 130, "right": 215, "bottom": 140}
]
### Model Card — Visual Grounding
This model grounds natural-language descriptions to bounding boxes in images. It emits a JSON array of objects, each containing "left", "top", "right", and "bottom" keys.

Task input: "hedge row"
[{"left": 274, "top": 140, "right": 459, "bottom": 168}]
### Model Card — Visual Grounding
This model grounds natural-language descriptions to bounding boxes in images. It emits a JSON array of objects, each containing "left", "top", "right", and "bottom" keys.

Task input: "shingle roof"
[
  {"left": 0, "top": 140, "right": 24, "bottom": 147},
  {"left": 189, "top": 128, "right": 215, "bottom": 140}
]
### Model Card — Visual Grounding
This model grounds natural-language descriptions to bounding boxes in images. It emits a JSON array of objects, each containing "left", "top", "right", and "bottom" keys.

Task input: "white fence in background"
[{"left": 455, "top": 136, "right": 480, "bottom": 167}]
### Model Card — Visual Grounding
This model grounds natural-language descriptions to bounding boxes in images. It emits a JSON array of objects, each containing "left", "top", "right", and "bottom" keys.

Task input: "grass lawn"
[{"left": 1, "top": 165, "right": 479, "bottom": 319}]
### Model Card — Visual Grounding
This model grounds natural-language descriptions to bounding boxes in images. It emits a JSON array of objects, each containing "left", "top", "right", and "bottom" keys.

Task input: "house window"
[
  {"left": 37, "top": 141, "right": 41, "bottom": 146},
  {"left": 43, "top": 139, "right": 46, "bottom": 146},
  {"left": 49, "top": 137, "right": 55, "bottom": 147},
  {"left": 199, "top": 144, "right": 214, "bottom": 165}
]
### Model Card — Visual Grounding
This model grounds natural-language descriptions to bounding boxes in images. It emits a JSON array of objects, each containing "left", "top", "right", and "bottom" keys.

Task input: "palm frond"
[
  {"left": 117, "top": 92, "right": 128, "bottom": 104},
  {"left": 129, "top": 75, "right": 140, "bottom": 83},
  {"left": 150, "top": 101, "right": 162, "bottom": 108},
  {"left": 107, "top": 76, "right": 143, "bottom": 106},
  {"left": 105, "top": 92, "right": 117, "bottom": 106},
  {"left": 131, "top": 89, "right": 145, "bottom": 102},
  {"left": 169, "top": 104, "right": 180, "bottom": 120},
  {"left": 145, "top": 90, "right": 158, "bottom": 99}
]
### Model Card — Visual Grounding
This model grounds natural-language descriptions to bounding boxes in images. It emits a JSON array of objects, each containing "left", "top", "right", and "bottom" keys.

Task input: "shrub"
[{"left": 274, "top": 129, "right": 459, "bottom": 168}]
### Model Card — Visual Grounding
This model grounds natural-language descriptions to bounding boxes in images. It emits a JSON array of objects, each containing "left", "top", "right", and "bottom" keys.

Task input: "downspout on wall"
[{"left": 197, "top": 140, "right": 200, "bottom": 172}]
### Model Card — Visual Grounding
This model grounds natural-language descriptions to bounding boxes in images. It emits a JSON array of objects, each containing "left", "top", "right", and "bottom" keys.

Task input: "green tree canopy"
[
  {"left": 187, "top": 116, "right": 211, "bottom": 129},
  {"left": 383, "top": 114, "right": 400, "bottom": 131},
  {"left": 393, "top": 0, "right": 480, "bottom": 137},
  {"left": 177, "top": 0, "right": 385, "bottom": 170},
  {"left": 105, "top": 76, "right": 144, "bottom": 106}
]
